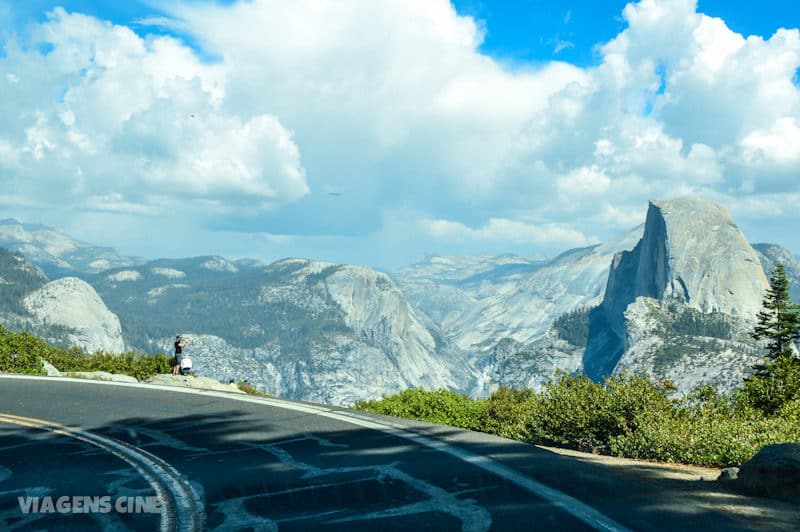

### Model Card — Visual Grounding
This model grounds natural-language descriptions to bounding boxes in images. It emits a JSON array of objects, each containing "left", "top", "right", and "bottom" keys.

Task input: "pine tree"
[
  {"left": 741, "top": 264, "right": 800, "bottom": 414},
  {"left": 752, "top": 263, "right": 800, "bottom": 360}
]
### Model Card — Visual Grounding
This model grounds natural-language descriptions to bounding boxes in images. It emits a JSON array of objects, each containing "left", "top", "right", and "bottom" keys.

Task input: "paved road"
[{"left": 0, "top": 376, "right": 795, "bottom": 531}]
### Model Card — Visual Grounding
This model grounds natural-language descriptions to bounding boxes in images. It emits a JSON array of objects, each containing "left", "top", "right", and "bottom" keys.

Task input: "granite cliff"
[{"left": 584, "top": 197, "right": 770, "bottom": 391}]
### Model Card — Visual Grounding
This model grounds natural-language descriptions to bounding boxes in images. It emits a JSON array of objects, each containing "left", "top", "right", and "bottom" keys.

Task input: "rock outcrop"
[
  {"left": 145, "top": 374, "right": 245, "bottom": 394},
  {"left": 736, "top": 443, "right": 800, "bottom": 502},
  {"left": 602, "top": 198, "right": 767, "bottom": 332},
  {"left": 584, "top": 197, "right": 769, "bottom": 390},
  {"left": 66, "top": 371, "right": 138, "bottom": 383},
  {"left": 23, "top": 277, "right": 125, "bottom": 354}
]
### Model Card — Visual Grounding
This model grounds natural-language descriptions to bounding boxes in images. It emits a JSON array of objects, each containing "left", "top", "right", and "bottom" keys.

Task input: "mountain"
[
  {"left": 398, "top": 198, "right": 799, "bottom": 396},
  {"left": 6, "top": 197, "right": 798, "bottom": 401},
  {"left": 23, "top": 277, "right": 125, "bottom": 354},
  {"left": 90, "top": 257, "right": 475, "bottom": 405},
  {"left": 0, "top": 218, "right": 143, "bottom": 277},
  {"left": 0, "top": 247, "right": 124, "bottom": 353},
  {"left": 583, "top": 197, "right": 769, "bottom": 392},
  {"left": 391, "top": 254, "right": 546, "bottom": 345},
  {"left": 753, "top": 243, "right": 800, "bottom": 303},
  {"left": 393, "top": 229, "right": 645, "bottom": 395}
]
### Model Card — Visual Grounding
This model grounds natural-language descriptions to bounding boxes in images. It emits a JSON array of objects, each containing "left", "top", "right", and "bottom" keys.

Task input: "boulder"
[
  {"left": 41, "top": 359, "right": 62, "bottom": 377},
  {"left": 67, "top": 371, "right": 138, "bottom": 383},
  {"left": 23, "top": 277, "right": 125, "bottom": 354},
  {"left": 736, "top": 443, "right": 800, "bottom": 502},
  {"left": 145, "top": 374, "right": 245, "bottom": 394}
]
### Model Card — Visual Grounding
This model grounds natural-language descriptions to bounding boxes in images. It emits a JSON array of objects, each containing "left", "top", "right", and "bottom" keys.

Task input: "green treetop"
[{"left": 752, "top": 263, "right": 800, "bottom": 360}]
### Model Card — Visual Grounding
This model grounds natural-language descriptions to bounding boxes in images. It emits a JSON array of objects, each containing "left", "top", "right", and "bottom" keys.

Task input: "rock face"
[
  {"left": 753, "top": 243, "right": 800, "bottom": 304},
  {"left": 96, "top": 258, "right": 475, "bottom": 405},
  {"left": 395, "top": 232, "right": 642, "bottom": 353},
  {"left": 584, "top": 197, "right": 769, "bottom": 389},
  {"left": 23, "top": 277, "right": 125, "bottom": 354},
  {"left": 325, "top": 265, "right": 462, "bottom": 392},
  {"left": 736, "top": 443, "right": 800, "bottom": 502},
  {"left": 394, "top": 229, "right": 643, "bottom": 395},
  {"left": 603, "top": 199, "right": 767, "bottom": 332}
]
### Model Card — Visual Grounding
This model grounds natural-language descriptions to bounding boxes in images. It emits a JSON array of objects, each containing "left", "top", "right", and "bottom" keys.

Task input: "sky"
[{"left": 1, "top": 0, "right": 799, "bottom": 269}]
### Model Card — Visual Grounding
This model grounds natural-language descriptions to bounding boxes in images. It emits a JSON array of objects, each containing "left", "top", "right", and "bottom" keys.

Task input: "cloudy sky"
[{"left": 1, "top": 0, "right": 798, "bottom": 269}]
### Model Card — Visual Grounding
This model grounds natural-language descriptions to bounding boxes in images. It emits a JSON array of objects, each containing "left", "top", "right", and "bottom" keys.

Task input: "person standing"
[{"left": 172, "top": 335, "right": 188, "bottom": 375}]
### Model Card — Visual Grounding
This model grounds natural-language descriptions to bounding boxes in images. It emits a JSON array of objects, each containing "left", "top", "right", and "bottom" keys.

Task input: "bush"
[
  {"left": 46, "top": 349, "right": 172, "bottom": 381},
  {"left": 736, "top": 355, "right": 800, "bottom": 415},
  {"left": 482, "top": 386, "right": 539, "bottom": 441},
  {"left": 0, "top": 326, "right": 48, "bottom": 375},
  {"left": 0, "top": 325, "right": 172, "bottom": 380},
  {"left": 237, "top": 382, "right": 271, "bottom": 397},
  {"left": 528, "top": 372, "right": 674, "bottom": 453},
  {"left": 610, "top": 387, "right": 800, "bottom": 467},
  {"left": 353, "top": 373, "right": 800, "bottom": 468},
  {"left": 355, "top": 388, "right": 486, "bottom": 432}
]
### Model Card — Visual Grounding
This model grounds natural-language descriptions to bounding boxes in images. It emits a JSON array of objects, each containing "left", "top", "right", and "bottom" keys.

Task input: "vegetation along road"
[{"left": 1, "top": 375, "right": 797, "bottom": 531}]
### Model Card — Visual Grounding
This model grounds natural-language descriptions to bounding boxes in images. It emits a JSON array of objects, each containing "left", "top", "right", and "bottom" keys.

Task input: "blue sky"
[
  {"left": 6, "top": 1, "right": 798, "bottom": 65},
  {"left": 1, "top": 0, "right": 799, "bottom": 268}
]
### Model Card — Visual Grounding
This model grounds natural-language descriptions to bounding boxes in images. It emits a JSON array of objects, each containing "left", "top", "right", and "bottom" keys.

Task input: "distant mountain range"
[
  {"left": 1, "top": 199, "right": 798, "bottom": 405},
  {"left": 0, "top": 218, "right": 145, "bottom": 278}
]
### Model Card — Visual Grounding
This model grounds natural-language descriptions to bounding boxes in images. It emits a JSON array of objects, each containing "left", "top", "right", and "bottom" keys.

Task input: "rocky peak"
[
  {"left": 23, "top": 277, "right": 125, "bottom": 354},
  {"left": 586, "top": 197, "right": 769, "bottom": 382},
  {"left": 602, "top": 197, "right": 768, "bottom": 337}
]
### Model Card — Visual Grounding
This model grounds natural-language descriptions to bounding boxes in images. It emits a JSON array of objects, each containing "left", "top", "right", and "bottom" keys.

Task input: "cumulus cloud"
[
  {"left": 1, "top": 0, "right": 799, "bottom": 266},
  {"left": 0, "top": 7, "right": 308, "bottom": 217}
]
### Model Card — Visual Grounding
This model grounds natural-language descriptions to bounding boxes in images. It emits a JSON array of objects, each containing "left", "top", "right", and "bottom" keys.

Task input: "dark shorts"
[{"left": 173, "top": 355, "right": 182, "bottom": 366}]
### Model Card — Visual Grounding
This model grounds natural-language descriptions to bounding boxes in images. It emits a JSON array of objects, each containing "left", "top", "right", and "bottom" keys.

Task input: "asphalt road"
[{"left": 0, "top": 376, "right": 795, "bottom": 531}]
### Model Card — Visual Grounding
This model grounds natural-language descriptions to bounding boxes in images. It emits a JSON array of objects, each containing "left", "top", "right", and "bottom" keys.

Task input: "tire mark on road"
[{"left": 0, "top": 413, "right": 204, "bottom": 532}]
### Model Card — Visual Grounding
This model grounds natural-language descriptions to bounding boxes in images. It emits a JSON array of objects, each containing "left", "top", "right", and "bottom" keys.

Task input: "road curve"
[{"left": 0, "top": 375, "right": 794, "bottom": 531}]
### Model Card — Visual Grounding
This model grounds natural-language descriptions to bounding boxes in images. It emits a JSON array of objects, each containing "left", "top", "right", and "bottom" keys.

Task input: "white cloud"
[
  {"left": 2, "top": 0, "right": 800, "bottom": 265},
  {"left": 0, "top": 7, "right": 308, "bottom": 216},
  {"left": 741, "top": 117, "right": 800, "bottom": 164},
  {"left": 557, "top": 166, "right": 611, "bottom": 197},
  {"left": 420, "top": 217, "right": 597, "bottom": 247}
]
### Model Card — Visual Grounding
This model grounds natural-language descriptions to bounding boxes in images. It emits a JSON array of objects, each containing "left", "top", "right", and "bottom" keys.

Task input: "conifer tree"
[{"left": 752, "top": 263, "right": 800, "bottom": 360}]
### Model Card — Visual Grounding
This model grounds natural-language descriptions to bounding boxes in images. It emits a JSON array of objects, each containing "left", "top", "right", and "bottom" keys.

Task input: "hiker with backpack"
[{"left": 172, "top": 335, "right": 189, "bottom": 375}]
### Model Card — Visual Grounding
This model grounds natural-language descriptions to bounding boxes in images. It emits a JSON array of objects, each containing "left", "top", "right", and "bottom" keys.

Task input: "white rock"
[
  {"left": 144, "top": 374, "right": 245, "bottom": 394},
  {"left": 68, "top": 371, "right": 138, "bottom": 383},
  {"left": 201, "top": 257, "right": 238, "bottom": 272},
  {"left": 23, "top": 277, "right": 125, "bottom": 354},
  {"left": 107, "top": 270, "right": 142, "bottom": 282},
  {"left": 41, "top": 359, "right": 62, "bottom": 376},
  {"left": 151, "top": 267, "right": 185, "bottom": 279},
  {"left": 588, "top": 197, "right": 771, "bottom": 390}
]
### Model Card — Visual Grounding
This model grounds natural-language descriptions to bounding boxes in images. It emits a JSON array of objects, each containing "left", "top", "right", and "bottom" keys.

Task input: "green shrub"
[
  {"left": 352, "top": 372, "right": 800, "bottom": 468},
  {"left": 0, "top": 326, "right": 47, "bottom": 375},
  {"left": 355, "top": 388, "right": 486, "bottom": 432},
  {"left": 482, "top": 386, "right": 539, "bottom": 440},
  {"left": 0, "top": 325, "right": 172, "bottom": 380},
  {"left": 736, "top": 355, "right": 800, "bottom": 415},
  {"left": 528, "top": 372, "right": 674, "bottom": 453},
  {"left": 46, "top": 349, "right": 172, "bottom": 381},
  {"left": 610, "top": 388, "right": 800, "bottom": 467}
]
